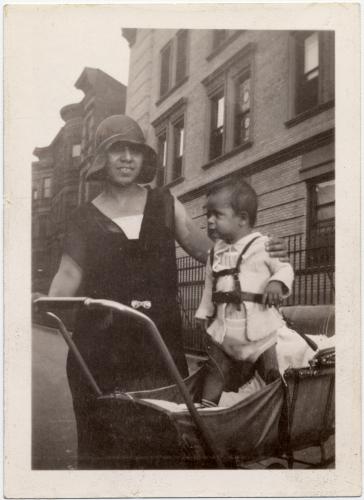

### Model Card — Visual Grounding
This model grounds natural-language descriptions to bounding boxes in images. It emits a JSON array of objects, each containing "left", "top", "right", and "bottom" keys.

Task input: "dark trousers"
[{"left": 202, "top": 339, "right": 280, "bottom": 406}]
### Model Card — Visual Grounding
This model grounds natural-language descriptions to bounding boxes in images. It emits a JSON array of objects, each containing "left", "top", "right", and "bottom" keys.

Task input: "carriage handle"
[{"left": 34, "top": 296, "right": 226, "bottom": 468}]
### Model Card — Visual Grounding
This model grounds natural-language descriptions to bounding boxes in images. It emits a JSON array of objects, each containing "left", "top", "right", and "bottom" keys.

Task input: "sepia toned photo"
[{"left": 4, "top": 3, "right": 361, "bottom": 498}]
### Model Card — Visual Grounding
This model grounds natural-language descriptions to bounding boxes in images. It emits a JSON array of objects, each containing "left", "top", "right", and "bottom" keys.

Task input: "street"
[{"left": 32, "top": 324, "right": 77, "bottom": 469}]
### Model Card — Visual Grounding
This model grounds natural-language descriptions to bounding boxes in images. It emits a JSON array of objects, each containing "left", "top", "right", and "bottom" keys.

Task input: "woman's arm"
[
  {"left": 48, "top": 254, "right": 83, "bottom": 296},
  {"left": 174, "top": 197, "right": 212, "bottom": 263}
]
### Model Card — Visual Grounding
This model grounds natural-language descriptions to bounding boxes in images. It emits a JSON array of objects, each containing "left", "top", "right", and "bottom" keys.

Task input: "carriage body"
[{"left": 35, "top": 298, "right": 335, "bottom": 469}]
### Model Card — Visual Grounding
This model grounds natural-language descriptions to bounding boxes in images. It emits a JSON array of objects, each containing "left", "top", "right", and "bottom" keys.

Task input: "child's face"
[{"left": 206, "top": 189, "right": 246, "bottom": 243}]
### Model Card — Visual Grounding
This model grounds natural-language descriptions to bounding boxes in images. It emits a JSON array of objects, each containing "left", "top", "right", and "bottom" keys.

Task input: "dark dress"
[{"left": 63, "top": 187, "right": 189, "bottom": 468}]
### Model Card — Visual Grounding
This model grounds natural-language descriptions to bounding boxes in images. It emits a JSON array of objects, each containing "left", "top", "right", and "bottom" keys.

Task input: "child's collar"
[{"left": 214, "top": 231, "right": 262, "bottom": 253}]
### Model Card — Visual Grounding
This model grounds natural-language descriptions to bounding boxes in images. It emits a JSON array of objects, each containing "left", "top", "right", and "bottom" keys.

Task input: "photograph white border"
[{"left": 4, "top": 3, "right": 362, "bottom": 498}]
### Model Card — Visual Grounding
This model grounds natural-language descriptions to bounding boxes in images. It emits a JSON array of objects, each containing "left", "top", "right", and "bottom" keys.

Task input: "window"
[
  {"left": 207, "top": 30, "right": 244, "bottom": 60},
  {"left": 307, "top": 176, "right": 335, "bottom": 268},
  {"left": 156, "top": 133, "right": 167, "bottom": 187},
  {"left": 310, "top": 178, "right": 335, "bottom": 230},
  {"left": 38, "top": 215, "right": 49, "bottom": 238},
  {"left": 152, "top": 98, "right": 187, "bottom": 186},
  {"left": 296, "top": 32, "right": 319, "bottom": 114},
  {"left": 210, "top": 94, "right": 225, "bottom": 160},
  {"left": 43, "top": 177, "right": 51, "bottom": 198},
  {"left": 159, "top": 31, "right": 189, "bottom": 100},
  {"left": 160, "top": 42, "right": 172, "bottom": 97},
  {"left": 212, "top": 30, "right": 228, "bottom": 50},
  {"left": 82, "top": 114, "right": 94, "bottom": 156},
  {"left": 72, "top": 144, "right": 81, "bottom": 157},
  {"left": 289, "top": 31, "right": 335, "bottom": 122},
  {"left": 172, "top": 119, "right": 184, "bottom": 180},
  {"left": 32, "top": 188, "right": 38, "bottom": 200},
  {"left": 234, "top": 74, "right": 251, "bottom": 147},
  {"left": 175, "top": 30, "right": 188, "bottom": 84},
  {"left": 203, "top": 44, "right": 254, "bottom": 164}
]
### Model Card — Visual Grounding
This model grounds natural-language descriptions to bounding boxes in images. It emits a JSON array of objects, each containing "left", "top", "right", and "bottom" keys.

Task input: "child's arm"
[{"left": 195, "top": 252, "right": 215, "bottom": 328}]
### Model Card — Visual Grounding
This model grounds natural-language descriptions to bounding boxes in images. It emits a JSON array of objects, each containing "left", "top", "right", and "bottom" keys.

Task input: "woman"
[{"left": 48, "top": 114, "right": 288, "bottom": 468}]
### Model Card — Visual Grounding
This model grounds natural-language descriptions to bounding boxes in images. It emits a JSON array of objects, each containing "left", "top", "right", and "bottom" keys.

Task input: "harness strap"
[
  {"left": 212, "top": 290, "right": 263, "bottom": 305},
  {"left": 212, "top": 268, "right": 236, "bottom": 278},
  {"left": 209, "top": 235, "right": 262, "bottom": 319}
]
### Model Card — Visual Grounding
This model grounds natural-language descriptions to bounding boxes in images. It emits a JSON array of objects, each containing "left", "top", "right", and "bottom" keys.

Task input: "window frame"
[
  {"left": 159, "top": 41, "right": 173, "bottom": 98},
  {"left": 38, "top": 214, "right": 49, "bottom": 238},
  {"left": 209, "top": 91, "right": 225, "bottom": 160},
  {"left": 43, "top": 177, "right": 52, "bottom": 198},
  {"left": 233, "top": 70, "right": 252, "bottom": 149},
  {"left": 152, "top": 98, "right": 187, "bottom": 187},
  {"left": 306, "top": 173, "right": 335, "bottom": 271},
  {"left": 158, "top": 31, "right": 189, "bottom": 103},
  {"left": 202, "top": 44, "right": 254, "bottom": 167},
  {"left": 175, "top": 29, "right": 189, "bottom": 85},
  {"left": 295, "top": 31, "right": 320, "bottom": 115},
  {"left": 286, "top": 30, "right": 335, "bottom": 126},
  {"left": 72, "top": 144, "right": 81, "bottom": 158},
  {"left": 207, "top": 30, "right": 243, "bottom": 61},
  {"left": 212, "top": 29, "right": 228, "bottom": 50},
  {"left": 171, "top": 116, "right": 185, "bottom": 182},
  {"left": 156, "top": 131, "right": 168, "bottom": 187}
]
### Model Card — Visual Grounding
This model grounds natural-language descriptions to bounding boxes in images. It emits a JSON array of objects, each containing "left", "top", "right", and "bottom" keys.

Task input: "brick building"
[
  {"left": 32, "top": 68, "right": 126, "bottom": 292},
  {"left": 76, "top": 68, "right": 127, "bottom": 205},
  {"left": 32, "top": 146, "right": 55, "bottom": 292},
  {"left": 122, "top": 29, "right": 335, "bottom": 347}
]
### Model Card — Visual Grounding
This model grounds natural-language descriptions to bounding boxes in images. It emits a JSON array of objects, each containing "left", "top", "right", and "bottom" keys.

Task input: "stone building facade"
[{"left": 122, "top": 29, "right": 335, "bottom": 312}]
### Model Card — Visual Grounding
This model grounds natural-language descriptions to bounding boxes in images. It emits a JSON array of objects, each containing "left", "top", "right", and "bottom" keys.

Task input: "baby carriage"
[{"left": 35, "top": 297, "right": 335, "bottom": 469}]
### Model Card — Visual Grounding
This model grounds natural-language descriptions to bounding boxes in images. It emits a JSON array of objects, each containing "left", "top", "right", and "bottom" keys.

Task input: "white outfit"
[
  {"left": 276, "top": 325, "right": 335, "bottom": 373},
  {"left": 112, "top": 214, "right": 143, "bottom": 239},
  {"left": 195, "top": 232, "right": 294, "bottom": 362}
]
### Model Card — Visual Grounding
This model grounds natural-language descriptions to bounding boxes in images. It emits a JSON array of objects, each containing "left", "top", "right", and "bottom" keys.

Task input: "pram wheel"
[{"left": 266, "top": 462, "right": 286, "bottom": 469}]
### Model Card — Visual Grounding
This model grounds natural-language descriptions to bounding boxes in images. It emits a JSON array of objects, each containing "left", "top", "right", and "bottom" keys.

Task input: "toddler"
[{"left": 195, "top": 179, "right": 294, "bottom": 407}]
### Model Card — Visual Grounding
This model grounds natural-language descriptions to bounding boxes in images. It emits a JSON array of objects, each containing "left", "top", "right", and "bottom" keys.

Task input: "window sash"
[
  {"left": 234, "top": 76, "right": 251, "bottom": 147},
  {"left": 176, "top": 31, "right": 188, "bottom": 84},
  {"left": 172, "top": 121, "right": 184, "bottom": 180},
  {"left": 160, "top": 44, "right": 172, "bottom": 97},
  {"left": 156, "top": 134, "right": 167, "bottom": 186},
  {"left": 296, "top": 31, "right": 320, "bottom": 114},
  {"left": 212, "top": 30, "right": 228, "bottom": 50},
  {"left": 210, "top": 95, "right": 225, "bottom": 160},
  {"left": 307, "top": 176, "right": 335, "bottom": 269},
  {"left": 72, "top": 144, "right": 81, "bottom": 158},
  {"left": 309, "top": 177, "right": 335, "bottom": 232},
  {"left": 43, "top": 178, "right": 51, "bottom": 198},
  {"left": 304, "top": 32, "right": 319, "bottom": 75}
]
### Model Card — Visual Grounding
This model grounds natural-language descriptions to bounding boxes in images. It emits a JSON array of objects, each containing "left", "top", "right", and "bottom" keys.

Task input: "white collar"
[{"left": 214, "top": 232, "right": 262, "bottom": 255}]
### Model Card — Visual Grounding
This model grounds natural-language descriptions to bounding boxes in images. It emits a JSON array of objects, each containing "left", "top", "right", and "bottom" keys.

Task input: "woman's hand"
[
  {"left": 265, "top": 236, "right": 289, "bottom": 262},
  {"left": 31, "top": 291, "right": 45, "bottom": 303},
  {"left": 31, "top": 292, "right": 46, "bottom": 316}
]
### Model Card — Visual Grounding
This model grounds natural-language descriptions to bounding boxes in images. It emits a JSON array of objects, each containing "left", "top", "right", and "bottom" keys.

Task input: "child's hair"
[{"left": 207, "top": 177, "right": 258, "bottom": 226}]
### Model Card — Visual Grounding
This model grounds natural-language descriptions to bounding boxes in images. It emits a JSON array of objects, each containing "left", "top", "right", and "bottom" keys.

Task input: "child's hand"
[
  {"left": 262, "top": 280, "right": 284, "bottom": 307},
  {"left": 196, "top": 318, "right": 209, "bottom": 331}
]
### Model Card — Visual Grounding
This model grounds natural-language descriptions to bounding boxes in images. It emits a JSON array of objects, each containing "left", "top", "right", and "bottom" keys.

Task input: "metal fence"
[{"left": 178, "top": 230, "right": 335, "bottom": 353}]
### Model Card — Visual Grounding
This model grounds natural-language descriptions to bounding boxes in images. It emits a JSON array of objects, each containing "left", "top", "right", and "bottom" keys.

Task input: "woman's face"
[{"left": 105, "top": 142, "right": 144, "bottom": 186}]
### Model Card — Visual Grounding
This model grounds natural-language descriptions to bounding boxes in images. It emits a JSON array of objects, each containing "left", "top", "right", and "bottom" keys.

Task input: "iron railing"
[{"left": 178, "top": 229, "right": 335, "bottom": 353}]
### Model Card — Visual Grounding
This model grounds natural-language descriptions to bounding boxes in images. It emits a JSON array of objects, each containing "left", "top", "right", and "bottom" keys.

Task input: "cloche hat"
[{"left": 86, "top": 115, "right": 157, "bottom": 184}]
